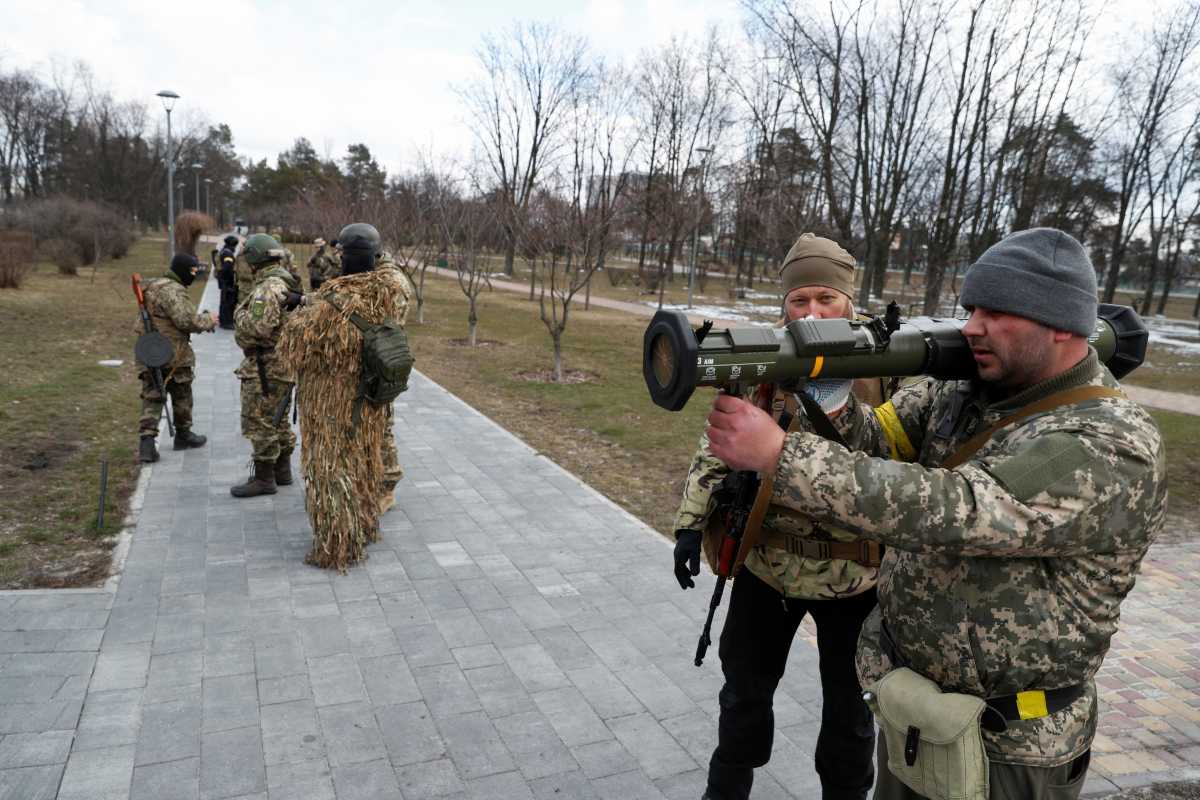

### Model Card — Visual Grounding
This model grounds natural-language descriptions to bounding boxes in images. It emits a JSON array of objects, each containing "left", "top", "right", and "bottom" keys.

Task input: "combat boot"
[
  {"left": 173, "top": 429, "right": 208, "bottom": 450},
  {"left": 230, "top": 460, "right": 277, "bottom": 498},
  {"left": 273, "top": 449, "right": 294, "bottom": 486},
  {"left": 138, "top": 435, "right": 159, "bottom": 463}
]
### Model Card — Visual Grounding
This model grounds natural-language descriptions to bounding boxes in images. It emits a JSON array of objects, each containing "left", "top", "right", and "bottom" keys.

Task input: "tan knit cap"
[{"left": 779, "top": 233, "right": 856, "bottom": 299}]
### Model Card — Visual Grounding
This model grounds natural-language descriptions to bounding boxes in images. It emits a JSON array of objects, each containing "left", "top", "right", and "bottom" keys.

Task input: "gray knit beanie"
[{"left": 959, "top": 227, "right": 1098, "bottom": 336}]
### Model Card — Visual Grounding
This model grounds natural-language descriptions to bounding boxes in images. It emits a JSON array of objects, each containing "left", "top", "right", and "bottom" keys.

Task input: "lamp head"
[{"left": 156, "top": 90, "right": 180, "bottom": 112}]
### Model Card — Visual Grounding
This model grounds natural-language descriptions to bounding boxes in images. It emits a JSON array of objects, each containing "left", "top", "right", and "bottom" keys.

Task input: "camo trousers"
[
  {"left": 382, "top": 406, "right": 404, "bottom": 492},
  {"left": 240, "top": 378, "right": 296, "bottom": 462},
  {"left": 139, "top": 367, "right": 194, "bottom": 435}
]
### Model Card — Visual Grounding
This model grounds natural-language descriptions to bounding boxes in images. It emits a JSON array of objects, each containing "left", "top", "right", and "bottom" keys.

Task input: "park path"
[
  {"left": 0, "top": 276, "right": 1195, "bottom": 799},
  {"left": 426, "top": 267, "right": 1200, "bottom": 417}
]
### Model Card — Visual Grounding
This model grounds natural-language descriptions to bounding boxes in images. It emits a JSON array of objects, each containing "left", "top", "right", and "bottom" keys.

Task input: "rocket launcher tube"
[{"left": 644, "top": 304, "right": 1148, "bottom": 412}]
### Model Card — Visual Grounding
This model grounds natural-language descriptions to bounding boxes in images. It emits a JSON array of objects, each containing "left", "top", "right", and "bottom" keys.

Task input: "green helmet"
[
  {"left": 243, "top": 233, "right": 285, "bottom": 266},
  {"left": 338, "top": 223, "right": 381, "bottom": 255}
]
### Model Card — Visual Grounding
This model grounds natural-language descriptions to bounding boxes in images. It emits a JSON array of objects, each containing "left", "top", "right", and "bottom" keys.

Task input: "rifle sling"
[
  {"left": 731, "top": 394, "right": 802, "bottom": 574},
  {"left": 941, "top": 386, "right": 1125, "bottom": 469}
]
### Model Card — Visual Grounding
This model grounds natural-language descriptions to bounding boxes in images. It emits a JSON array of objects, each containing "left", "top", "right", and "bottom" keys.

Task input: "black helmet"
[
  {"left": 337, "top": 223, "right": 381, "bottom": 256},
  {"left": 223, "top": 234, "right": 239, "bottom": 247}
]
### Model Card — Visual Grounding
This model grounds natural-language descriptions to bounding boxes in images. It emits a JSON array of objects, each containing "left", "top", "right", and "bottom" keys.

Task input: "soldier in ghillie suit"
[
  {"left": 216, "top": 234, "right": 239, "bottom": 329},
  {"left": 704, "top": 228, "right": 1166, "bottom": 799},
  {"left": 674, "top": 234, "right": 887, "bottom": 800},
  {"left": 230, "top": 234, "right": 305, "bottom": 498},
  {"left": 306, "top": 237, "right": 339, "bottom": 291},
  {"left": 135, "top": 253, "right": 215, "bottom": 463},
  {"left": 278, "top": 223, "right": 414, "bottom": 570}
]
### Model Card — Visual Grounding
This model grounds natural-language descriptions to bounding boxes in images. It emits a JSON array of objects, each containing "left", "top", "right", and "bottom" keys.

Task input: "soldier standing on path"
[
  {"left": 230, "top": 233, "right": 305, "bottom": 498},
  {"left": 216, "top": 234, "right": 239, "bottom": 329},
  {"left": 673, "top": 234, "right": 886, "bottom": 800},
  {"left": 307, "top": 237, "right": 338, "bottom": 291},
  {"left": 135, "top": 253, "right": 216, "bottom": 463},
  {"left": 277, "top": 222, "right": 415, "bottom": 569},
  {"left": 704, "top": 228, "right": 1167, "bottom": 799}
]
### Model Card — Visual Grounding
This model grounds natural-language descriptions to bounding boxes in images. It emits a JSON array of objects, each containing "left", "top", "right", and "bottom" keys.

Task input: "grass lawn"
[{"left": 0, "top": 236, "right": 207, "bottom": 587}]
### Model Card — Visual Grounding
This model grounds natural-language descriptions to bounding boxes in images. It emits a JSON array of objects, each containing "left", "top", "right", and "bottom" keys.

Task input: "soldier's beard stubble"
[{"left": 967, "top": 326, "right": 1056, "bottom": 392}]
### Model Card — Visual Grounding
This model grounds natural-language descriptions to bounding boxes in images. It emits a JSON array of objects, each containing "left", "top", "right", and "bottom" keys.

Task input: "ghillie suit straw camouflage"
[{"left": 277, "top": 268, "right": 412, "bottom": 570}]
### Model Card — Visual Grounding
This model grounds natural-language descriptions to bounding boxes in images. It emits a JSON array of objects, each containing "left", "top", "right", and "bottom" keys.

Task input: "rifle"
[
  {"left": 254, "top": 346, "right": 273, "bottom": 396},
  {"left": 131, "top": 274, "right": 176, "bottom": 437},
  {"left": 271, "top": 386, "right": 293, "bottom": 427},
  {"left": 694, "top": 381, "right": 782, "bottom": 667}
]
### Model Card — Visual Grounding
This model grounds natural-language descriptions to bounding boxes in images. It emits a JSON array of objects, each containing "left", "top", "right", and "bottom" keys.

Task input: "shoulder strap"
[
  {"left": 733, "top": 394, "right": 806, "bottom": 574},
  {"left": 941, "top": 385, "right": 1125, "bottom": 470},
  {"left": 320, "top": 293, "right": 379, "bottom": 334}
]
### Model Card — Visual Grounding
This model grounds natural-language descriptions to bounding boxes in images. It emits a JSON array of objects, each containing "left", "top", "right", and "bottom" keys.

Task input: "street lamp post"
[
  {"left": 204, "top": 178, "right": 212, "bottom": 217},
  {"left": 688, "top": 147, "right": 713, "bottom": 309},
  {"left": 156, "top": 90, "right": 180, "bottom": 257},
  {"left": 192, "top": 163, "right": 203, "bottom": 211}
]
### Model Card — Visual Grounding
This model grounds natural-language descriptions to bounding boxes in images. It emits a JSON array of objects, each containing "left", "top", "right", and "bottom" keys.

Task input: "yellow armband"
[{"left": 873, "top": 401, "right": 916, "bottom": 462}]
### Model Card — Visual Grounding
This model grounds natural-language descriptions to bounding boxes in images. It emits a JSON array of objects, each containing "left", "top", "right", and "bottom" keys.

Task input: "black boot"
[
  {"left": 230, "top": 460, "right": 277, "bottom": 498},
  {"left": 274, "top": 449, "right": 293, "bottom": 486},
  {"left": 173, "top": 429, "right": 207, "bottom": 450},
  {"left": 138, "top": 435, "right": 159, "bottom": 463}
]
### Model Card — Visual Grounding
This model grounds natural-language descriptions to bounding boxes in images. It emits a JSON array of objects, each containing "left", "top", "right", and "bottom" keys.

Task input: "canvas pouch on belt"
[{"left": 864, "top": 667, "right": 989, "bottom": 800}]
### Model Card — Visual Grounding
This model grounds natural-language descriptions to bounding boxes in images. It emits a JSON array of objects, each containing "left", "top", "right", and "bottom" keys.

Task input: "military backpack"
[{"left": 323, "top": 295, "right": 415, "bottom": 432}]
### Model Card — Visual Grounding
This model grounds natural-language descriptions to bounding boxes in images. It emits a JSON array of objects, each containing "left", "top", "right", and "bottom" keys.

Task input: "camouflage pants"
[
  {"left": 873, "top": 737, "right": 1090, "bottom": 800},
  {"left": 382, "top": 406, "right": 403, "bottom": 492},
  {"left": 139, "top": 367, "right": 194, "bottom": 435},
  {"left": 240, "top": 378, "right": 296, "bottom": 462}
]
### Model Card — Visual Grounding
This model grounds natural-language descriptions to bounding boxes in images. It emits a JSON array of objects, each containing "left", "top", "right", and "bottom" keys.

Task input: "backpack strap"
[{"left": 942, "top": 385, "right": 1125, "bottom": 469}]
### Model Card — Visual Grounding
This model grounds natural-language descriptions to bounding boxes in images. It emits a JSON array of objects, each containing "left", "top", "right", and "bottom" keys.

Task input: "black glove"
[
  {"left": 283, "top": 291, "right": 305, "bottom": 310},
  {"left": 673, "top": 529, "right": 703, "bottom": 590}
]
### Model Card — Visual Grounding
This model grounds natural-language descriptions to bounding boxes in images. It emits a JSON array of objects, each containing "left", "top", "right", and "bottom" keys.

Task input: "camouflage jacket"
[
  {"left": 234, "top": 265, "right": 301, "bottom": 383},
  {"left": 673, "top": 378, "right": 888, "bottom": 600},
  {"left": 307, "top": 247, "right": 339, "bottom": 283},
  {"left": 769, "top": 350, "right": 1166, "bottom": 766},
  {"left": 135, "top": 273, "right": 213, "bottom": 370}
]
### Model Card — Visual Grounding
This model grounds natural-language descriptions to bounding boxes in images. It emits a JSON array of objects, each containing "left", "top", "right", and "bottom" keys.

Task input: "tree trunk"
[
  {"left": 552, "top": 332, "right": 563, "bottom": 382},
  {"left": 503, "top": 232, "right": 516, "bottom": 276},
  {"left": 468, "top": 302, "right": 478, "bottom": 347},
  {"left": 871, "top": 233, "right": 890, "bottom": 303},
  {"left": 1157, "top": 246, "right": 1182, "bottom": 317}
]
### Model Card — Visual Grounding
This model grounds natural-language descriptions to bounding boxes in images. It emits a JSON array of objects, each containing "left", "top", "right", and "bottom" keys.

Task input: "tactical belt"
[
  {"left": 880, "top": 618, "right": 1086, "bottom": 732},
  {"left": 760, "top": 530, "right": 883, "bottom": 568}
]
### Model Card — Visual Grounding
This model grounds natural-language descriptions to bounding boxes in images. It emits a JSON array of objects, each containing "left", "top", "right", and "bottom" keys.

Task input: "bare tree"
[
  {"left": 457, "top": 21, "right": 589, "bottom": 281},
  {"left": 633, "top": 32, "right": 727, "bottom": 307},
  {"left": 852, "top": 0, "right": 943, "bottom": 305},
  {"left": 434, "top": 169, "right": 498, "bottom": 346},
  {"left": 1099, "top": 3, "right": 1200, "bottom": 303}
]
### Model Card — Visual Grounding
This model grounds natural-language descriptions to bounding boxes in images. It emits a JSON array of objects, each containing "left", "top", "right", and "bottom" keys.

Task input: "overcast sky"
[{"left": 0, "top": 0, "right": 742, "bottom": 175}]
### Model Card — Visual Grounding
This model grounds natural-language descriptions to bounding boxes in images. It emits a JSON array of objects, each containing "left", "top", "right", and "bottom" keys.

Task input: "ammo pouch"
[{"left": 865, "top": 668, "right": 989, "bottom": 800}]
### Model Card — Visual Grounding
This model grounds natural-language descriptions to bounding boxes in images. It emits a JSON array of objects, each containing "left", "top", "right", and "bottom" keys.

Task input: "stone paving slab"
[{"left": 0, "top": 275, "right": 1196, "bottom": 798}]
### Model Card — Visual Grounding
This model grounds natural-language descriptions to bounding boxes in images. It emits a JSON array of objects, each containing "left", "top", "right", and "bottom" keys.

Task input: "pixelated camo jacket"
[
  {"left": 134, "top": 274, "right": 209, "bottom": 370},
  {"left": 673, "top": 383, "right": 881, "bottom": 600},
  {"left": 772, "top": 349, "right": 1167, "bottom": 766}
]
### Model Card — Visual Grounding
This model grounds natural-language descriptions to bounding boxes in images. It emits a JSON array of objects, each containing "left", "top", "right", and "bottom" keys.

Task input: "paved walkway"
[
  {"left": 0, "top": 276, "right": 1196, "bottom": 798},
  {"left": 425, "top": 269, "right": 1200, "bottom": 417}
]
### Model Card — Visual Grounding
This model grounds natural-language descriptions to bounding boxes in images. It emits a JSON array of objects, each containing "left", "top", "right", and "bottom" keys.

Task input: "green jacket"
[
  {"left": 234, "top": 265, "right": 301, "bottom": 383},
  {"left": 771, "top": 350, "right": 1166, "bottom": 766},
  {"left": 135, "top": 273, "right": 212, "bottom": 370}
]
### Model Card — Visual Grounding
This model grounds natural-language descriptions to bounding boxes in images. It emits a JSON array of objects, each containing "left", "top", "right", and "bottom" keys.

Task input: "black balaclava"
[
  {"left": 223, "top": 235, "right": 239, "bottom": 248},
  {"left": 341, "top": 250, "right": 376, "bottom": 276},
  {"left": 170, "top": 253, "right": 201, "bottom": 286}
]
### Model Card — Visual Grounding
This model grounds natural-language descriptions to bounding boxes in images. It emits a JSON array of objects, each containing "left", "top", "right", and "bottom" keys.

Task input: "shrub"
[
  {"left": 0, "top": 196, "right": 138, "bottom": 274},
  {"left": 42, "top": 238, "right": 81, "bottom": 274},
  {"left": 0, "top": 230, "right": 35, "bottom": 289},
  {"left": 175, "top": 211, "right": 215, "bottom": 256}
]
